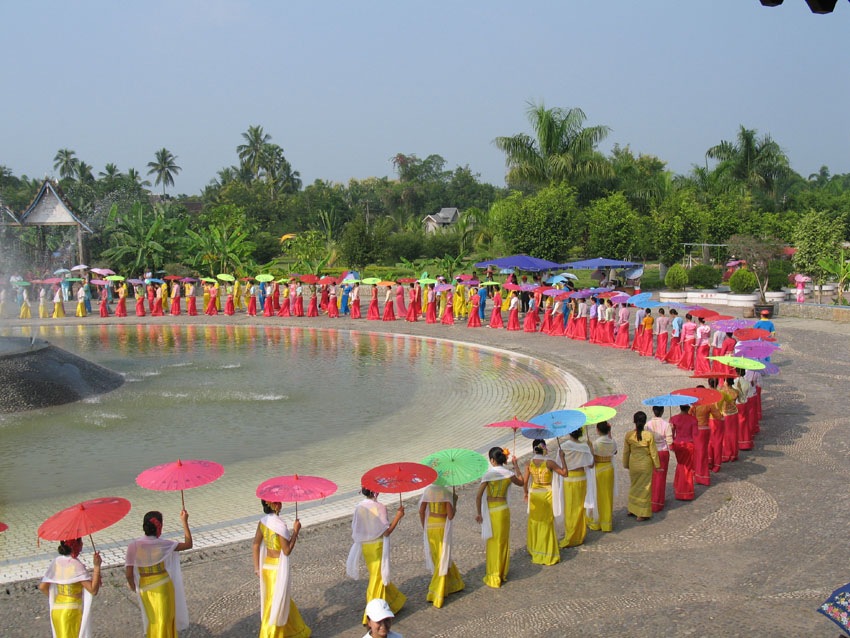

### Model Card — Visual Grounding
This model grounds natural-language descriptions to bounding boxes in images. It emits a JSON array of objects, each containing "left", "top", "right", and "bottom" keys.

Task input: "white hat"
[{"left": 365, "top": 598, "right": 394, "bottom": 622}]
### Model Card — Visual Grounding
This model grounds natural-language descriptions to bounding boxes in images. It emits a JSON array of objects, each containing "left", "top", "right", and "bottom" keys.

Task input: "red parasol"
[
  {"left": 707, "top": 314, "right": 734, "bottom": 322},
  {"left": 42, "top": 277, "right": 63, "bottom": 284},
  {"left": 484, "top": 417, "right": 542, "bottom": 456},
  {"left": 689, "top": 372, "right": 735, "bottom": 379},
  {"left": 163, "top": 275, "right": 182, "bottom": 281},
  {"left": 581, "top": 394, "right": 628, "bottom": 408},
  {"left": 299, "top": 274, "right": 319, "bottom": 284},
  {"left": 361, "top": 463, "right": 438, "bottom": 505},
  {"left": 318, "top": 276, "right": 337, "bottom": 285},
  {"left": 457, "top": 274, "right": 474, "bottom": 281},
  {"left": 503, "top": 283, "right": 521, "bottom": 291},
  {"left": 672, "top": 387, "right": 723, "bottom": 406},
  {"left": 239, "top": 276, "right": 253, "bottom": 281},
  {"left": 398, "top": 278, "right": 416, "bottom": 284},
  {"left": 136, "top": 459, "right": 224, "bottom": 509},
  {"left": 555, "top": 292, "right": 571, "bottom": 301},
  {"left": 734, "top": 327, "right": 771, "bottom": 341},
  {"left": 37, "top": 497, "right": 131, "bottom": 551},
  {"left": 0, "top": 522, "right": 7, "bottom": 532},
  {"left": 689, "top": 308, "right": 719, "bottom": 319},
  {"left": 598, "top": 291, "right": 619, "bottom": 298},
  {"left": 256, "top": 474, "right": 338, "bottom": 518}
]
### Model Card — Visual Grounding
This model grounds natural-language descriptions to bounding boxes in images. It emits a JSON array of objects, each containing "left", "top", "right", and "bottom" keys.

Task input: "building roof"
[
  {"left": 18, "top": 180, "right": 92, "bottom": 232},
  {"left": 0, "top": 199, "right": 18, "bottom": 225},
  {"left": 423, "top": 207, "right": 459, "bottom": 224}
]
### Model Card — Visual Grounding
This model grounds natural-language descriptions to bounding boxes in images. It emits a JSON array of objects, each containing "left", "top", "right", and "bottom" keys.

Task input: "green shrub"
[
  {"left": 728, "top": 268, "right": 758, "bottom": 294},
  {"left": 686, "top": 264, "right": 722, "bottom": 289},
  {"left": 766, "top": 259, "right": 794, "bottom": 292},
  {"left": 664, "top": 264, "right": 688, "bottom": 290}
]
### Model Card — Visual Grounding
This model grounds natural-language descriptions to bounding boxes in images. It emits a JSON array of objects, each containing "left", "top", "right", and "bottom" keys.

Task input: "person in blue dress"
[
  {"left": 83, "top": 279, "right": 93, "bottom": 314},
  {"left": 258, "top": 282, "right": 266, "bottom": 310},
  {"left": 477, "top": 286, "right": 487, "bottom": 320},
  {"left": 341, "top": 283, "right": 351, "bottom": 315},
  {"left": 61, "top": 277, "right": 71, "bottom": 301}
]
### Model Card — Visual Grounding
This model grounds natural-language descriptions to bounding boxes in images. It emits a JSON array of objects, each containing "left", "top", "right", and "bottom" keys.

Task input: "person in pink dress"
[
  {"left": 662, "top": 310, "right": 683, "bottom": 365},
  {"left": 366, "top": 285, "right": 379, "bottom": 320},
  {"left": 646, "top": 406, "right": 673, "bottom": 513},
  {"left": 205, "top": 284, "right": 218, "bottom": 315},
  {"left": 169, "top": 281, "right": 181, "bottom": 316},
  {"left": 405, "top": 284, "right": 417, "bottom": 322},
  {"left": 394, "top": 283, "right": 407, "bottom": 317},
  {"left": 654, "top": 309, "right": 669, "bottom": 361},
  {"left": 522, "top": 297, "right": 538, "bottom": 333},
  {"left": 186, "top": 282, "right": 197, "bottom": 316},
  {"left": 613, "top": 304, "right": 630, "bottom": 349},
  {"left": 540, "top": 297, "right": 553, "bottom": 333},
  {"left": 488, "top": 287, "right": 503, "bottom": 328},
  {"left": 506, "top": 293, "right": 520, "bottom": 330},
  {"left": 224, "top": 285, "right": 235, "bottom": 315},
  {"left": 693, "top": 318, "right": 712, "bottom": 374},
  {"left": 466, "top": 289, "right": 482, "bottom": 327},
  {"left": 134, "top": 284, "right": 146, "bottom": 317},
  {"left": 548, "top": 297, "right": 565, "bottom": 336},
  {"left": 350, "top": 283, "right": 361, "bottom": 319},
  {"left": 441, "top": 289, "right": 455, "bottom": 325},
  {"left": 247, "top": 284, "right": 257, "bottom": 316},
  {"left": 288, "top": 282, "right": 298, "bottom": 316},
  {"left": 307, "top": 285, "right": 319, "bottom": 317},
  {"left": 677, "top": 315, "right": 697, "bottom": 371},
  {"left": 146, "top": 283, "right": 155, "bottom": 313},
  {"left": 327, "top": 284, "right": 339, "bottom": 318},
  {"left": 151, "top": 285, "right": 164, "bottom": 317},
  {"left": 573, "top": 299, "right": 588, "bottom": 341},
  {"left": 382, "top": 285, "right": 396, "bottom": 321},
  {"left": 670, "top": 405, "right": 697, "bottom": 501},
  {"left": 425, "top": 285, "right": 437, "bottom": 323},
  {"left": 712, "top": 332, "right": 737, "bottom": 375},
  {"left": 320, "top": 284, "right": 329, "bottom": 313}
]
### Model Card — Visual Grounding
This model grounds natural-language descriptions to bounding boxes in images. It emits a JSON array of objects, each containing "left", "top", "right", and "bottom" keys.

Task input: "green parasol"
[
  {"left": 255, "top": 274, "right": 274, "bottom": 283},
  {"left": 418, "top": 278, "right": 438, "bottom": 285},
  {"left": 105, "top": 275, "right": 125, "bottom": 281},
  {"left": 66, "top": 277, "right": 84, "bottom": 282},
  {"left": 708, "top": 355, "right": 766, "bottom": 370},
  {"left": 341, "top": 278, "right": 360, "bottom": 283},
  {"left": 421, "top": 449, "right": 488, "bottom": 487},
  {"left": 217, "top": 274, "right": 235, "bottom": 282},
  {"left": 362, "top": 277, "right": 381, "bottom": 285},
  {"left": 575, "top": 406, "right": 617, "bottom": 425},
  {"left": 200, "top": 277, "right": 216, "bottom": 283},
  {"left": 12, "top": 281, "right": 31, "bottom": 286},
  {"left": 480, "top": 281, "right": 499, "bottom": 286}
]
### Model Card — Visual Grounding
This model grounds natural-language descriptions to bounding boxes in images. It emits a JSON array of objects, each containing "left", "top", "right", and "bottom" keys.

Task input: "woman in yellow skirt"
[
  {"left": 623, "top": 411, "right": 661, "bottom": 521},
  {"left": 347, "top": 488, "right": 406, "bottom": 624},
  {"left": 125, "top": 509, "right": 193, "bottom": 638},
  {"left": 19, "top": 285, "right": 32, "bottom": 318},
  {"left": 75, "top": 285, "right": 87, "bottom": 317},
  {"left": 558, "top": 428, "right": 595, "bottom": 548},
  {"left": 418, "top": 484, "right": 464, "bottom": 607},
  {"left": 588, "top": 421, "right": 618, "bottom": 532},
  {"left": 39, "top": 538, "right": 102, "bottom": 637},
  {"left": 252, "top": 500, "right": 310, "bottom": 637},
  {"left": 38, "top": 285, "right": 49, "bottom": 318},
  {"left": 52, "top": 284, "right": 66, "bottom": 318},
  {"left": 475, "top": 447, "right": 524, "bottom": 588},
  {"left": 453, "top": 282, "right": 466, "bottom": 319},
  {"left": 523, "top": 439, "right": 568, "bottom": 565}
]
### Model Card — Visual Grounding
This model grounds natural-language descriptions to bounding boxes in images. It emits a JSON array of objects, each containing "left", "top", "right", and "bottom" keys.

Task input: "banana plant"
[{"left": 818, "top": 248, "right": 850, "bottom": 304}]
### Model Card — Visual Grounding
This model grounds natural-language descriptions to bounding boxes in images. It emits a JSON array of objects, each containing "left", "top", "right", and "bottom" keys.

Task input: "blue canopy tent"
[
  {"left": 560, "top": 257, "right": 640, "bottom": 269},
  {"left": 474, "top": 254, "right": 562, "bottom": 272}
]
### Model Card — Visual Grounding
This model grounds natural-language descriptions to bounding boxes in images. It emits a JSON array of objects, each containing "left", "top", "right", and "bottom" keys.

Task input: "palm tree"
[
  {"left": 146, "top": 148, "right": 181, "bottom": 195},
  {"left": 705, "top": 126, "right": 790, "bottom": 199},
  {"left": 125, "top": 168, "right": 151, "bottom": 187},
  {"left": 53, "top": 149, "right": 79, "bottom": 180},
  {"left": 493, "top": 101, "right": 612, "bottom": 186},
  {"left": 75, "top": 161, "right": 94, "bottom": 183},
  {"left": 237, "top": 125, "right": 272, "bottom": 180},
  {"left": 99, "top": 163, "right": 120, "bottom": 180}
]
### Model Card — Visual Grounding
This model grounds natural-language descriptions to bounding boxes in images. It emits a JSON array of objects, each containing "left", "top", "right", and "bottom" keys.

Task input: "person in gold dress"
[
  {"left": 623, "top": 411, "right": 661, "bottom": 521},
  {"left": 523, "top": 439, "right": 569, "bottom": 565},
  {"left": 418, "top": 484, "right": 464, "bottom": 608},
  {"left": 39, "top": 538, "right": 102, "bottom": 638}
]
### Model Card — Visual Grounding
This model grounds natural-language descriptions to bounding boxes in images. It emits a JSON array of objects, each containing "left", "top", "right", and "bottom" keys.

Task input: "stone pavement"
[{"left": 1, "top": 309, "right": 847, "bottom": 636}]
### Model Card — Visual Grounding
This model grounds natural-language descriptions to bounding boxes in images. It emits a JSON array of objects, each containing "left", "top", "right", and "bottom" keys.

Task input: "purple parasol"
[{"left": 710, "top": 319, "right": 756, "bottom": 333}]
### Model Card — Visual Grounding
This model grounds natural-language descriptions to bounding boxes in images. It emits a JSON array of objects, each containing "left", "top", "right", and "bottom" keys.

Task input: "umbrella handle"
[
  {"left": 181, "top": 489, "right": 185, "bottom": 511},
  {"left": 295, "top": 501, "right": 298, "bottom": 520},
  {"left": 513, "top": 428, "right": 517, "bottom": 459},
  {"left": 399, "top": 493, "right": 402, "bottom": 508},
  {"left": 89, "top": 534, "right": 97, "bottom": 553}
]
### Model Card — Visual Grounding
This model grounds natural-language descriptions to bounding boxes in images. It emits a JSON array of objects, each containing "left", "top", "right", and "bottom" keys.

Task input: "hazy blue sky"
[{"left": 2, "top": 1, "right": 848, "bottom": 194}]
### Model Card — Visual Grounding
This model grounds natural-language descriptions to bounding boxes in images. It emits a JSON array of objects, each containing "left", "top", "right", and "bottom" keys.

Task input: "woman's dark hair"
[
  {"left": 726, "top": 377, "right": 735, "bottom": 387},
  {"left": 685, "top": 313, "right": 693, "bottom": 320},
  {"left": 680, "top": 404, "right": 691, "bottom": 412},
  {"left": 142, "top": 511, "right": 163, "bottom": 536},
  {"left": 634, "top": 410, "right": 647, "bottom": 441},
  {"left": 569, "top": 427, "right": 583, "bottom": 440},
  {"left": 488, "top": 446, "right": 507, "bottom": 465},
  {"left": 708, "top": 377, "right": 718, "bottom": 389},
  {"left": 532, "top": 438, "right": 547, "bottom": 455},
  {"left": 726, "top": 332, "right": 733, "bottom": 338},
  {"left": 658, "top": 308, "right": 665, "bottom": 315},
  {"left": 361, "top": 487, "right": 377, "bottom": 499},
  {"left": 596, "top": 421, "right": 611, "bottom": 435},
  {"left": 261, "top": 500, "right": 281, "bottom": 515},
  {"left": 670, "top": 309, "right": 678, "bottom": 316},
  {"left": 652, "top": 405, "right": 664, "bottom": 417},
  {"left": 698, "top": 317, "right": 705, "bottom": 324},
  {"left": 57, "top": 538, "right": 80, "bottom": 555}
]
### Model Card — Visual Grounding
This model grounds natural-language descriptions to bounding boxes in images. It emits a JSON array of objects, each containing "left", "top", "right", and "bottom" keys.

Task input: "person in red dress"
[
  {"left": 246, "top": 284, "right": 257, "bottom": 316},
  {"left": 548, "top": 298, "right": 565, "bottom": 336},
  {"left": 115, "top": 284, "right": 127, "bottom": 317},
  {"left": 146, "top": 283, "right": 155, "bottom": 313},
  {"left": 327, "top": 284, "right": 339, "bottom": 318},
  {"left": 441, "top": 290, "right": 455, "bottom": 325},
  {"left": 366, "top": 285, "right": 379, "bottom": 320},
  {"left": 540, "top": 297, "right": 552, "bottom": 333},
  {"left": 306, "top": 285, "right": 319, "bottom": 317},
  {"left": 382, "top": 285, "right": 396, "bottom": 321},
  {"left": 98, "top": 286, "right": 110, "bottom": 317},
  {"left": 693, "top": 318, "right": 712, "bottom": 375},
  {"left": 272, "top": 281, "right": 281, "bottom": 312},
  {"left": 350, "top": 283, "right": 361, "bottom": 319},
  {"left": 134, "top": 284, "right": 146, "bottom": 317},
  {"left": 654, "top": 309, "right": 669, "bottom": 361},
  {"left": 488, "top": 288, "right": 503, "bottom": 328},
  {"left": 413, "top": 282, "right": 422, "bottom": 319},
  {"left": 506, "top": 293, "right": 521, "bottom": 330},
  {"left": 289, "top": 282, "right": 298, "bottom": 316},
  {"left": 168, "top": 281, "right": 180, "bottom": 316},
  {"left": 677, "top": 315, "right": 697, "bottom": 371},
  {"left": 646, "top": 406, "right": 673, "bottom": 513},
  {"left": 320, "top": 285, "right": 329, "bottom": 313},
  {"left": 425, "top": 284, "right": 438, "bottom": 323},
  {"left": 662, "top": 310, "right": 683, "bottom": 364},
  {"left": 186, "top": 282, "right": 197, "bottom": 316},
  {"left": 405, "top": 284, "right": 417, "bottom": 322},
  {"left": 277, "top": 283, "right": 290, "bottom": 317},
  {"left": 637, "top": 310, "right": 655, "bottom": 356},
  {"left": 224, "top": 285, "right": 235, "bottom": 316},
  {"left": 394, "top": 283, "right": 407, "bottom": 317},
  {"left": 466, "top": 289, "right": 482, "bottom": 327},
  {"left": 692, "top": 381, "right": 722, "bottom": 485},
  {"left": 522, "top": 297, "right": 538, "bottom": 333},
  {"left": 573, "top": 299, "right": 588, "bottom": 341},
  {"left": 670, "top": 405, "right": 697, "bottom": 501},
  {"left": 613, "top": 304, "right": 630, "bottom": 349},
  {"left": 151, "top": 285, "right": 164, "bottom": 317},
  {"left": 263, "top": 286, "right": 273, "bottom": 317}
]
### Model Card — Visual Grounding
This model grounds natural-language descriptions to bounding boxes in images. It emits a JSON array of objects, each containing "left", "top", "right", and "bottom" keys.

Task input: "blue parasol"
[
  {"left": 642, "top": 394, "right": 699, "bottom": 407},
  {"left": 145, "top": 278, "right": 165, "bottom": 284},
  {"left": 633, "top": 299, "right": 663, "bottom": 309},
  {"left": 818, "top": 582, "right": 850, "bottom": 636},
  {"left": 521, "top": 426, "right": 558, "bottom": 440},
  {"left": 529, "top": 410, "right": 587, "bottom": 436},
  {"left": 627, "top": 292, "right": 652, "bottom": 304}
]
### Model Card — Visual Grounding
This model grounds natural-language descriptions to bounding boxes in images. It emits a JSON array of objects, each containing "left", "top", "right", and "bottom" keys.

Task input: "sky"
[{"left": 2, "top": 0, "right": 849, "bottom": 195}]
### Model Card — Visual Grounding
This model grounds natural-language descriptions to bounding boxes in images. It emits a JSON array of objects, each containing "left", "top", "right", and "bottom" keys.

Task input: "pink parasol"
[
  {"left": 37, "top": 497, "right": 131, "bottom": 551},
  {"left": 361, "top": 463, "right": 438, "bottom": 506},
  {"left": 0, "top": 522, "right": 7, "bottom": 532},
  {"left": 90, "top": 268, "right": 115, "bottom": 276},
  {"left": 457, "top": 274, "right": 474, "bottom": 281},
  {"left": 610, "top": 294, "right": 630, "bottom": 304},
  {"left": 256, "top": 474, "right": 338, "bottom": 518},
  {"left": 581, "top": 394, "right": 628, "bottom": 408},
  {"left": 794, "top": 274, "right": 811, "bottom": 283},
  {"left": 42, "top": 277, "right": 62, "bottom": 284},
  {"left": 136, "top": 459, "right": 224, "bottom": 509},
  {"left": 503, "top": 283, "right": 521, "bottom": 291},
  {"left": 435, "top": 284, "right": 453, "bottom": 292},
  {"left": 484, "top": 417, "right": 542, "bottom": 455},
  {"left": 89, "top": 279, "right": 108, "bottom": 286},
  {"left": 672, "top": 387, "right": 723, "bottom": 406}
]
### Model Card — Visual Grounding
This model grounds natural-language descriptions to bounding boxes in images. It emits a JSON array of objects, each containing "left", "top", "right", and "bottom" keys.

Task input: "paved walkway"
[{"left": 1, "top": 309, "right": 847, "bottom": 636}]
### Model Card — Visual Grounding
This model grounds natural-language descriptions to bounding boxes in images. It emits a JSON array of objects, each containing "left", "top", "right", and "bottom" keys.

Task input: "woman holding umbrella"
[
  {"left": 350, "top": 282, "right": 361, "bottom": 319},
  {"left": 39, "top": 539, "right": 102, "bottom": 638},
  {"left": 506, "top": 292, "right": 520, "bottom": 331},
  {"left": 347, "top": 488, "right": 406, "bottom": 624},
  {"left": 307, "top": 284, "right": 319, "bottom": 318},
  {"left": 523, "top": 439, "right": 569, "bottom": 565},
  {"left": 441, "top": 287, "right": 455, "bottom": 325},
  {"left": 125, "top": 510, "right": 193, "bottom": 638},
  {"left": 53, "top": 284, "right": 66, "bottom": 318},
  {"left": 152, "top": 283, "right": 165, "bottom": 317},
  {"left": 134, "top": 283, "right": 146, "bottom": 317},
  {"left": 75, "top": 284, "right": 87, "bottom": 317},
  {"left": 475, "top": 447, "right": 523, "bottom": 588},
  {"left": 623, "top": 411, "right": 661, "bottom": 521},
  {"left": 185, "top": 281, "right": 197, "bottom": 316},
  {"left": 252, "top": 500, "right": 310, "bottom": 637},
  {"left": 381, "top": 285, "right": 396, "bottom": 321},
  {"left": 488, "top": 286, "right": 503, "bottom": 329},
  {"left": 418, "top": 483, "right": 464, "bottom": 607},
  {"left": 466, "top": 287, "right": 481, "bottom": 328}
]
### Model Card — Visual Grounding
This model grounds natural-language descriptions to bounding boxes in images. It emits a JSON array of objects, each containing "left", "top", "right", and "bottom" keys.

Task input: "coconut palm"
[
  {"left": 705, "top": 126, "right": 790, "bottom": 199},
  {"left": 237, "top": 125, "right": 272, "bottom": 180},
  {"left": 75, "top": 161, "right": 95, "bottom": 183},
  {"left": 146, "top": 148, "right": 181, "bottom": 195},
  {"left": 99, "top": 163, "right": 120, "bottom": 180},
  {"left": 53, "top": 149, "right": 79, "bottom": 180},
  {"left": 493, "top": 101, "right": 612, "bottom": 186},
  {"left": 125, "top": 168, "right": 151, "bottom": 187}
]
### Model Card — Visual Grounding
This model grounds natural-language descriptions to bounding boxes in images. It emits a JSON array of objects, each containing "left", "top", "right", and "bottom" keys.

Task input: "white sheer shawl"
[
  {"left": 418, "top": 485, "right": 454, "bottom": 576},
  {"left": 125, "top": 535, "right": 188, "bottom": 632},
  {"left": 478, "top": 465, "right": 513, "bottom": 540},
  {"left": 259, "top": 514, "right": 291, "bottom": 628},
  {"left": 562, "top": 440, "right": 598, "bottom": 521},
  {"left": 42, "top": 556, "right": 94, "bottom": 638},
  {"left": 592, "top": 435, "right": 620, "bottom": 498},
  {"left": 347, "top": 499, "right": 391, "bottom": 586}
]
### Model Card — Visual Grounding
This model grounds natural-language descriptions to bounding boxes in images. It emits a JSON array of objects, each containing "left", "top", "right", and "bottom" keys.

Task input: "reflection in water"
[{"left": 0, "top": 324, "right": 554, "bottom": 506}]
